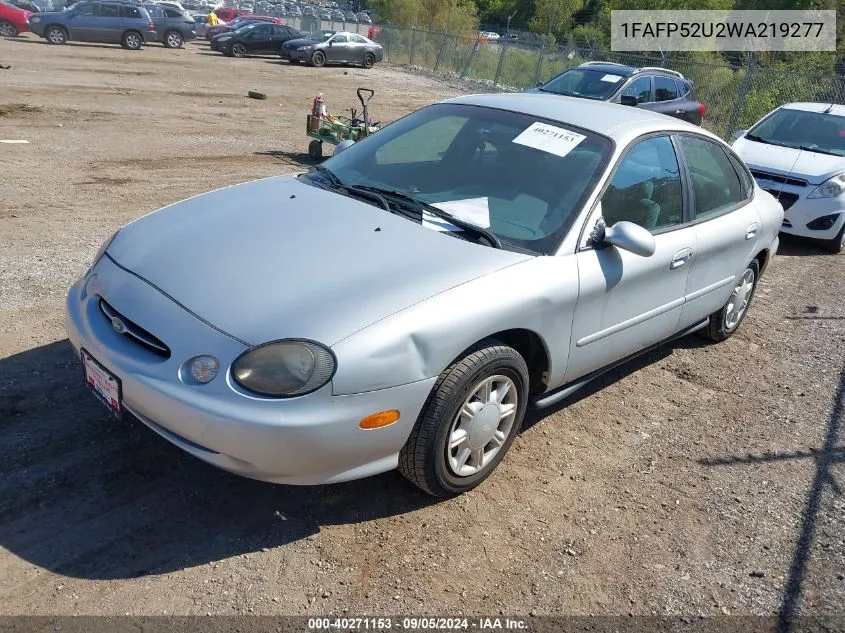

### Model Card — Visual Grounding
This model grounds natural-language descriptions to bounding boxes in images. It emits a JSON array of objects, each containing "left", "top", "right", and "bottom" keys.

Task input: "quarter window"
[
  {"left": 120, "top": 4, "right": 140, "bottom": 17},
  {"left": 602, "top": 136, "right": 684, "bottom": 231},
  {"left": 164, "top": 8, "right": 181, "bottom": 17},
  {"left": 654, "top": 76, "right": 679, "bottom": 102},
  {"left": 621, "top": 76, "right": 652, "bottom": 104},
  {"left": 678, "top": 135, "right": 746, "bottom": 220}
]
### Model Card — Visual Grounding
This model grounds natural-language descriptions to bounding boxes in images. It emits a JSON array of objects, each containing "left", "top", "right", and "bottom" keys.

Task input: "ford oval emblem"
[{"left": 111, "top": 316, "right": 127, "bottom": 335}]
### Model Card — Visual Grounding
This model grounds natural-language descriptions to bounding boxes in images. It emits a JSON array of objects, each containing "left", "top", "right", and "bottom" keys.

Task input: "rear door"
[
  {"left": 565, "top": 135, "right": 697, "bottom": 382},
  {"left": 675, "top": 133, "right": 762, "bottom": 328},
  {"left": 649, "top": 76, "right": 688, "bottom": 121},
  {"left": 94, "top": 2, "right": 122, "bottom": 42},
  {"left": 244, "top": 22, "right": 272, "bottom": 51}
]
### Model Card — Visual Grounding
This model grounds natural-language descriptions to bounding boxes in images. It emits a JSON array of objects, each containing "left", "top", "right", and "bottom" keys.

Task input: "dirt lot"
[{"left": 1, "top": 35, "right": 843, "bottom": 621}]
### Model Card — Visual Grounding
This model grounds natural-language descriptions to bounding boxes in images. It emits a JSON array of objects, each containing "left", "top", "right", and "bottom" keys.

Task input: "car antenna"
[{"left": 776, "top": 146, "right": 804, "bottom": 203}]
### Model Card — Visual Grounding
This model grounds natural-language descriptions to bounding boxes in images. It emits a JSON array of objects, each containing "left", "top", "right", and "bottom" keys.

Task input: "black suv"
[{"left": 527, "top": 61, "right": 705, "bottom": 126}]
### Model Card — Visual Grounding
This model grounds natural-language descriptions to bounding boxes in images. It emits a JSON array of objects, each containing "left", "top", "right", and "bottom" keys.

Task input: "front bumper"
[
  {"left": 65, "top": 255, "right": 435, "bottom": 485},
  {"left": 285, "top": 48, "right": 310, "bottom": 61},
  {"left": 755, "top": 178, "right": 845, "bottom": 241}
]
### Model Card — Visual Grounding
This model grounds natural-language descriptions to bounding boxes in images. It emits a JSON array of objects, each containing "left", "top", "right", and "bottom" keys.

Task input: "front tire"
[
  {"left": 230, "top": 42, "right": 246, "bottom": 57},
  {"left": 121, "top": 30, "right": 143, "bottom": 50},
  {"left": 164, "top": 30, "right": 183, "bottom": 48},
  {"left": 821, "top": 223, "right": 845, "bottom": 254},
  {"left": 701, "top": 260, "right": 759, "bottom": 342},
  {"left": 0, "top": 20, "right": 17, "bottom": 37},
  {"left": 310, "top": 50, "right": 325, "bottom": 67},
  {"left": 398, "top": 340, "right": 529, "bottom": 497},
  {"left": 45, "top": 25, "right": 67, "bottom": 44}
]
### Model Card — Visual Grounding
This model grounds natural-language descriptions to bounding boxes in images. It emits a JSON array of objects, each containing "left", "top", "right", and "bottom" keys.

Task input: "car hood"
[
  {"left": 733, "top": 136, "right": 845, "bottom": 184},
  {"left": 107, "top": 175, "right": 531, "bottom": 346},
  {"left": 283, "top": 36, "right": 317, "bottom": 48}
]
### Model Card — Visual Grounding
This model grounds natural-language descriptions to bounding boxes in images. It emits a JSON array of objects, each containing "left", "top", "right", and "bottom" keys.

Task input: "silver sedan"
[{"left": 66, "top": 94, "right": 782, "bottom": 497}]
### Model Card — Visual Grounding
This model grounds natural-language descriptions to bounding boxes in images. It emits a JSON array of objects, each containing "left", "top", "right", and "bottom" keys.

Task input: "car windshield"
[
  {"left": 232, "top": 22, "right": 259, "bottom": 33},
  {"left": 747, "top": 107, "right": 845, "bottom": 157},
  {"left": 312, "top": 103, "right": 612, "bottom": 253},
  {"left": 306, "top": 30, "right": 331, "bottom": 41},
  {"left": 541, "top": 68, "right": 628, "bottom": 100}
]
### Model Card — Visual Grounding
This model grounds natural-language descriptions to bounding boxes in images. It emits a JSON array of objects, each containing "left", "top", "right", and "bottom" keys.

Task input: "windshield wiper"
[
  {"left": 307, "top": 166, "right": 391, "bottom": 212},
  {"left": 353, "top": 185, "right": 502, "bottom": 249},
  {"left": 797, "top": 145, "right": 844, "bottom": 157},
  {"left": 744, "top": 133, "right": 771, "bottom": 144}
]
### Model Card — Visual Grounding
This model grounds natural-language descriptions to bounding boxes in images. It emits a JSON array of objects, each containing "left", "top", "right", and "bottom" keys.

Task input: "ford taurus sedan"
[{"left": 66, "top": 94, "right": 782, "bottom": 497}]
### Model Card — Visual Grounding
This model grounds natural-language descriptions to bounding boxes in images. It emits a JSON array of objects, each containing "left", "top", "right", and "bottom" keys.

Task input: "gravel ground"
[{"left": 0, "top": 35, "right": 843, "bottom": 621}]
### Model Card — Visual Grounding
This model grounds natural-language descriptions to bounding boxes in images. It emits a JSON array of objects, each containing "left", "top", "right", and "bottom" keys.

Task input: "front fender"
[{"left": 330, "top": 256, "right": 580, "bottom": 396}]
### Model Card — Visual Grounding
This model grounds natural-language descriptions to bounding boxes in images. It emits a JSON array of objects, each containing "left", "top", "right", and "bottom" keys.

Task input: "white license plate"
[{"left": 81, "top": 349, "right": 122, "bottom": 417}]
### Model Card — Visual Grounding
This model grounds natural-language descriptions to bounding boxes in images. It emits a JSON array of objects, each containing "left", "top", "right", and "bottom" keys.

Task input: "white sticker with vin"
[{"left": 512, "top": 122, "right": 586, "bottom": 158}]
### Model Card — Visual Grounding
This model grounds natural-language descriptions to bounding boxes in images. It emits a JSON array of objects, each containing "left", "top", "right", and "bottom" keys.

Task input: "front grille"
[
  {"left": 751, "top": 169, "right": 808, "bottom": 188},
  {"left": 765, "top": 189, "right": 800, "bottom": 211},
  {"left": 99, "top": 298, "right": 171, "bottom": 359}
]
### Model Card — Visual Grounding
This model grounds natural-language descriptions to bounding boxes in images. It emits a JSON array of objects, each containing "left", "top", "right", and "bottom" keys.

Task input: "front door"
[
  {"left": 565, "top": 135, "right": 696, "bottom": 382},
  {"left": 67, "top": 1, "right": 99, "bottom": 41},
  {"left": 325, "top": 33, "right": 347, "bottom": 62}
]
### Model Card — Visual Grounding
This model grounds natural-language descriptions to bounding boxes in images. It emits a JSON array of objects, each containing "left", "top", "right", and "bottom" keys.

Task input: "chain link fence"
[{"left": 372, "top": 25, "right": 845, "bottom": 141}]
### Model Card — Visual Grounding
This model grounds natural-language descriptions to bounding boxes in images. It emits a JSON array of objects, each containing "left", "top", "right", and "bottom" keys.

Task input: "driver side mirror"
[
  {"left": 733, "top": 129, "right": 747, "bottom": 140},
  {"left": 602, "top": 220, "right": 656, "bottom": 257},
  {"left": 620, "top": 95, "right": 638, "bottom": 107},
  {"left": 535, "top": 80, "right": 543, "bottom": 87}
]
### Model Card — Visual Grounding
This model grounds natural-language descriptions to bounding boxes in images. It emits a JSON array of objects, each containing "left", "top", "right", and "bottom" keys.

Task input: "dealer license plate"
[{"left": 81, "top": 349, "right": 122, "bottom": 417}]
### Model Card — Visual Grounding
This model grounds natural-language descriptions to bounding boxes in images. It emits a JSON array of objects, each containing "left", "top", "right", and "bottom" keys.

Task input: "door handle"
[
  {"left": 671, "top": 248, "right": 693, "bottom": 269},
  {"left": 746, "top": 223, "right": 759, "bottom": 240}
]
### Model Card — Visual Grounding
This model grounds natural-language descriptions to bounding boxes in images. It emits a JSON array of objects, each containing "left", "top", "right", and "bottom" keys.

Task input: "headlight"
[
  {"left": 89, "top": 229, "right": 119, "bottom": 272},
  {"left": 808, "top": 173, "right": 845, "bottom": 199},
  {"left": 297, "top": 45, "right": 312, "bottom": 51},
  {"left": 232, "top": 340, "right": 335, "bottom": 397}
]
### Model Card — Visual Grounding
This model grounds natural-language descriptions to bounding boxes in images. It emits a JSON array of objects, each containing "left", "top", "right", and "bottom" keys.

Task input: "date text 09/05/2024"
[{"left": 307, "top": 617, "right": 529, "bottom": 630}]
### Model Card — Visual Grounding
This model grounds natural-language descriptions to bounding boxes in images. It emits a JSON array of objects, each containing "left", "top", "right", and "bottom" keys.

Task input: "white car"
[{"left": 733, "top": 102, "right": 845, "bottom": 253}]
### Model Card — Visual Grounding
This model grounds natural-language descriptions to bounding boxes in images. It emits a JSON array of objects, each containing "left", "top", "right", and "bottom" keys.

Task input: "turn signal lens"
[
  {"left": 359, "top": 410, "right": 400, "bottom": 430},
  {"left": 189, "top": 355, "right": 220, "bottom": 384}
]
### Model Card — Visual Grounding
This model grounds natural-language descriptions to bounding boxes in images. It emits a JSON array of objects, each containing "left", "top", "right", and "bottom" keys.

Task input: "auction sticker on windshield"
[
  {"left": 512, "top": 122, "right": 586, "bottom": 158},
  {"left": 601, "top": 73, "right": 623, "bottom": 82}
]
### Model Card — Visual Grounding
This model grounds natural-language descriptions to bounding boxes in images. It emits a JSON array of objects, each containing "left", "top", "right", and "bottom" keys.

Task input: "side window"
[
  {"left": 351, "top": 34, "right": 367, "bottom": 43},
  {"left": 601, "top": 136, "right": 684, "bottom": 232},
  {"left": 120, "top": 4, "right": 140, "bottom": 17},
  {"left": 678, "top": 135, "right": 745, "bottom": 220},
  {"left": 146, "top": 5, "right": 162, "bottom": 17},
  {"left": 164, "top": 8, "right": 181, "bottom": 17},
  {"left": 678, "top": 80, "right": 692, "bottom": 97},
  {"left": 654, "top": 77, "right": 679, "bottom": 102},
  {"left": 331, "top": 34, "right": 348, "bottom": 43},
  {"left": 727, "top": 152, "right": 754, "bottom": 199},
  {"left": 75, "top": 3, "right": 97, "bottom": 15},
  {"left": 99, "top": 3, "right": 119, "bottom": 17},
  {"left": 621, "top": 76, "right": 652, "bottom": 104}
]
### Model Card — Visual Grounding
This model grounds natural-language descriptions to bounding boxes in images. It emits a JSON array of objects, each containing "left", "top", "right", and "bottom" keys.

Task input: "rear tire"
[
  {"left": 121, "top": 30, "right": 143, "bottom": 50},
  {"left": 398, "top": 339, "right": 529, "bottom": 497},
  {"left": 310, "top": 50, "right": 325, "bottom": 67},
  {"left": 700, "top": 260, "right": 759, "bottom": 342},
  {"left": 362, "top": 52, "right": 374, "bottom": 69},
  {"left": 45, "top": 25, "right": 67, "bottom": 44},
  {"left": 0, "top": 20, "right": 16, "bottom": 37},
  {"left": 164, "top": 30, "right": 183, "bottom": 48},
  {"left": 821, "top": 223, "right": 845, "bottom": 254}
]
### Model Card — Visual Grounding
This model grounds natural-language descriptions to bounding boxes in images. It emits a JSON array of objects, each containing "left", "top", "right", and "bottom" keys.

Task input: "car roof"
[
  {"left": 781, "top": 102, "right": 845, "bottom": 117},
  {"left": 576, "top": 62, "right": 637, "bottom": 76},
  {"left": 446, "top": 92, "right": 715, "bottom": 146}
]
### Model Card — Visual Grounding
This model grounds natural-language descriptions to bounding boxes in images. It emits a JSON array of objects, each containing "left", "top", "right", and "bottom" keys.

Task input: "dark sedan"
[
  {"left": 205, "top": 13, "right": 278, "bottom": 40},
  {"left": 213, "top": 21, "right": 301, "bottom": 56},
  {"left": 280, "top": 30, "right": 383, "bottom": 68}
]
